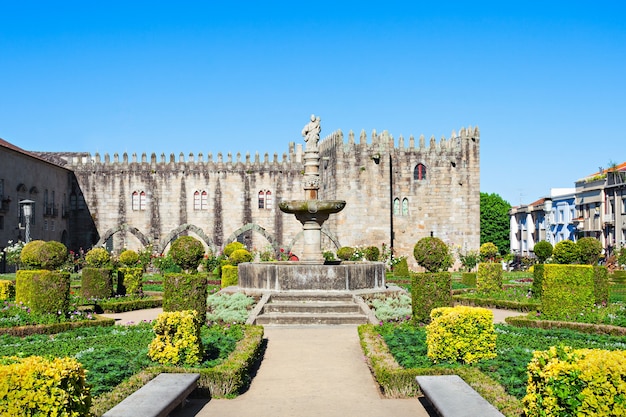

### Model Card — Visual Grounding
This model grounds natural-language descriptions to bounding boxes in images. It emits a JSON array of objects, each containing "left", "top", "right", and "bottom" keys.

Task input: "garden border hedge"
[
  {"left": 453, "top": 295, "right": 540, "bottom": 312},
  {"left": 0, "top": 315, "right": 115, "bottom": 337},
  {"left": 357, "top": 324, "right": 522, "bottom": 416},
  {"left": 504, "top": 315, "right": 626, "bottom": 336},
  {"left": 95, "top": 296, "right": 163, "bottom": 313},
  {"left": 90, "top": 324, "right": 265, "bottom": 416}
]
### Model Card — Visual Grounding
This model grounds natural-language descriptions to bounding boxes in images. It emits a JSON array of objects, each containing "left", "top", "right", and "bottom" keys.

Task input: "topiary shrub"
[
  {"left": 393, "top": 257, "right": 410, "bottom": 277},
  {"left": 411, "top": 271, "right": 452, "bottom": 323},
  {"left": 533, "top": 241, "right": 553, "bottom": 263},
  {"left": 532, "top": 264, "right": 545, "bottom": 297},
  {"left": 541, "top": 264, "right": 593, "bottom": 320},
  {"left": 426, "top": 306, "right": 497, "bottom": 364},
  {"left": 413, "top": 237, "right": 452, "bottom": 272},
  {"left": 461, "top": 272, "right": 477, "bottom": 287},
  {"left": 117, "top": 267, "right": 143, "bottom": 296},
  {"left": 15, "top": 270, "right": 71, "bottom": 315},
  {"left": 81, "top": 267, "right": 113, "bottom": 300},
  {"left": 223, "top": 242, "right": 245, "bottom": 258},
  {"left": 221, "top": 265, "right": 238, "bottom": 288},
  {"left": 576, "top": 237, "right": 603, "bottom": 265},
  {"left": 118, "top": 249, "right": 139, "bottom": 267},
  {"left": 0, "top": 280, "right": 16, "bottom": 301},
  {"left": 552, "top": 240, "right": 580, "bottom": 264},
  {"left": 19, "top": 240, "right": 65, "bottom": 270},
  {"left": 163, "top": 272, "right": 208, "bottom": 324},
  {"left": 0, "top": 355, "right": 91, "bottom": 416},
  {"left": 148, "top": 310, "right": 203, "bottom": 366},
  {"left": 336, "top": 247, "right": 355, "bottom": 261},
  {"left": 593, "top": 265, "right": 609, "bottom": 305},
  {"left": 364, "top": 246, "right": 380, "bottom": 261},
  {"left": 229, "top": 249, "right": 252, "bottom": 265},
  {"left": 477, "top": 262, "right": 503, "bottom": 293},
  {"left": 479, "top": 242, "right": 499, "bottom": 262},
  {"left": 85, "top": 248, "right": 111, "bottom": 268},
  {"left": 169, "top": 236, "right": 205, "bottom": 272}
]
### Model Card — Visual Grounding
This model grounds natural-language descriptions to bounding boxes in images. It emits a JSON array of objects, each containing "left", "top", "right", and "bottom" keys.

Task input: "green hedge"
[
  {"left": 117, "top": 267, "right": 143, "bottom": 296},
  {"left": 541, "top": 264, "right": 594, "bottom": 321},
  {"left": 221, "top": 265, "right": 238, "bottom": 288},
  {"left": 505, "top": 315, "right": 626, "bottom": 336},
  {"left": 0, "top": 280, "right": 15, "bottom": 301},
  {"left": 81, "top": 267, "right": 113, "bottom": 300},
  {"left": 393, "top": 258, "right": 410, "bottom": 277},
  {"left": 477, "top": 263, "right": 502, "bottom": 293},
  {"left": 163, "top": 273, "right": 208, "bottom": 325},
  {"left": 461, "top": 272, "right": 476, "bottom": 287},
  {"left": 15, "top": 270, "right": 70, "bottom": 315},
  {"left": 410, "top": 272, "right": 452, "bottom": 323},
  {"left": 532, "top": 264, "right": 544, "bottom": 297},
  {"left": 0, "top": 315, "right": 115, "bottom": 337},
  {"left": 95, "top": 296, "right": 163, "bottom": 313},
  {"left": 592, "top": 265, "right": 609, "bottom": 305},
  {"left": 453, "top": 295, "right": 540, "bottom": 312}
]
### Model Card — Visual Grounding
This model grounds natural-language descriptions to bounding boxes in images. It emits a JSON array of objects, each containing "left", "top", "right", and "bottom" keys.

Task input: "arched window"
[
  {"left": 414, "top": 163, "right": 427, "bottom": 181},
  {"left": 265, "top": 191, "right": 273, "bottom": 210},
  {"left": 393, "top": 198, "right": 400, "bottom": 215},
  {"left": 132, "top": 191, "right": 147, "bottom": 211},
  {"left": 402, "top": 198, "right": 409, "bottom": 216},
  {"left": 258, "top": 190, "right": 273, "bottom": 210},
  {"left": 194, "top": 190, "right": 209, "bottom": 210}
]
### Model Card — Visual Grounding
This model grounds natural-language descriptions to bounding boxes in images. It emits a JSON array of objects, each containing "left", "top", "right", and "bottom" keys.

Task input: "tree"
[
  {"left": 480, "top": 192, "right": 511, "bottom": 255},
  {"left": 533, "top": 241, "right": 553, "bottom": 263},
  {"left": 413, "top": 237, "right": 452, "bottom": 272}
]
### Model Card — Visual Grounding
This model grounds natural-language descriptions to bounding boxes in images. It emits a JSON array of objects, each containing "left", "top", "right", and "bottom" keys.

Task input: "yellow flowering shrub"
[
  {"left": 221, "top": 265, "right": 238, "bottom": 288},
  {"left": 148, "top": 310, "right": 203, "bottom": 366},
  {"left": 524, "top": 346, "right": 626, "bottom": 417},
  {"left": 426, "top": 306, "right": 497, "bottom": 364},
  {"left": 0, "top": 355, "right": 91, "bottom": 416},
  {"left": 0, "top": 279, "right": 15, "bottom": 300}
]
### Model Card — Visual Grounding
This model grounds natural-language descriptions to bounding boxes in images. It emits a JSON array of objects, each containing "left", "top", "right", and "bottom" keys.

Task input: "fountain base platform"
[{"left": 238, "top": 261, "right": 386, "bottom": 292}]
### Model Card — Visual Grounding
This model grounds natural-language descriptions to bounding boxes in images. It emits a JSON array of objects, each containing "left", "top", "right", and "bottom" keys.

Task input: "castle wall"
[{"left": 58, "top": 125, "right": 480, "bottom": 269}]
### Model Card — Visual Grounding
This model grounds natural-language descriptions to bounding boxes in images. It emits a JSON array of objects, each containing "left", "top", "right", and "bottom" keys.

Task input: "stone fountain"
[{"left": 238, "top": 115, "right": 385, "bottom": 292}]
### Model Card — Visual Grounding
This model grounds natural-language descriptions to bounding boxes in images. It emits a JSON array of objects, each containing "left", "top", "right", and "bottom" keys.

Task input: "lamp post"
[
  {"left": 543, "top": 198, "right": 553, "bottom": 244},
  {"left": 20, "top": 200, "right": 34, "bottom": 243}
]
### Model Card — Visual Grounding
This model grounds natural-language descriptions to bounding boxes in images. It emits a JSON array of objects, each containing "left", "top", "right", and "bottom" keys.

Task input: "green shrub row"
[
  {"left": 504, "top": 315, "right": 626, "bottom": 336},
  {"left": 0, "top": 315, "right": 115, "bottom": 337},
  {"left": 453, "top": 295, "right": 540, "bottom": 312},
  {"left": 541, "top": 265, "right": 594, "bottom": 320},
  {"left": 81, "top": 267, "right": 113, "bottom": 299},
  {"left": 163, "top": 273, "right": 208, "bottom": 325},
  {"left": 95, "top": 296, "right": 163, "bottom": 313}
]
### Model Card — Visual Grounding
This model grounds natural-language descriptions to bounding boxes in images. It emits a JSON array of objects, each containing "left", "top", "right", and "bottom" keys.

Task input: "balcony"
[{"left": 603, "top": 213, "right": 615, "bottom": 225}]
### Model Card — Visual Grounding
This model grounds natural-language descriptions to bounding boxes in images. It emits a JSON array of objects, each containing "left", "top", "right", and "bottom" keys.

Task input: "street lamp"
[
  {"left": 543, "top": 198, "right": 553, "bottom": 244},
  {"left": 19, "top": 199, "right": 34, "bottom": 243}
]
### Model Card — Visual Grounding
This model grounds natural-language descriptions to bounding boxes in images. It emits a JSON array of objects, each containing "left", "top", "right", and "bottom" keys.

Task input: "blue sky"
[{"left": 1, "top": 1, "right": 624, "bottom": 207}]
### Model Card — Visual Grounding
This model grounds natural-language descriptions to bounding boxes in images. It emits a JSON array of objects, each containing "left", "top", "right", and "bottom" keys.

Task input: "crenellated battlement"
[{"left": 318, "top": 126, "right": 479, "bottom": 155}]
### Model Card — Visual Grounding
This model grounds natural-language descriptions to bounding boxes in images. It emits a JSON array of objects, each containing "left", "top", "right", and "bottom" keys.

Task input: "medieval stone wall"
[{"left": 55, "top": 125, "right": 480, "bottom": 268}]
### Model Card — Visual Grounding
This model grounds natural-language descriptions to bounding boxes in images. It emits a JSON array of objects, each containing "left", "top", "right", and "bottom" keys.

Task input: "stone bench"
[
  {"left": 415, "top": 375, "right": 505, "bottom": 417},
  {"left": 103, "top": 373, "right": 200, "bottom": 417}
]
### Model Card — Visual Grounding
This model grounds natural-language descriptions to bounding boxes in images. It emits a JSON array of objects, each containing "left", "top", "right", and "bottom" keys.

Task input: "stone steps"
[{"left": 251, "top": 292, "right": 370, "bottom": 326}]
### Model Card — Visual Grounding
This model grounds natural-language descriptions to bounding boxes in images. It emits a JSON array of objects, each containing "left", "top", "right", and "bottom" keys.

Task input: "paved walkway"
[{"left": 101, "top": 308, "right": 525, "bottom": 417}]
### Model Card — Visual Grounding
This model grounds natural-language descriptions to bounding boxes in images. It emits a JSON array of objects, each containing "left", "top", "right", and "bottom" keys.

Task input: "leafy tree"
[
  {"left": 480, "top": 192, "right": 511, "bottom": 255},
  {"left": 479, "top": 242, "right": 499, "bottom": 262},
  {"left": 533, "top": 241, "right": 553, "bottom": 263},
  {"left": 169, "top": 236, "right": 205, "bottom": 272}
]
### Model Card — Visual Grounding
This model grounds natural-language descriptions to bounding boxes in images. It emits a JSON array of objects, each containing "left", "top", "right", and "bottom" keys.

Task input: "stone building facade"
[{"left": 4, "top": 123, "right": 480, "bottom": 270}]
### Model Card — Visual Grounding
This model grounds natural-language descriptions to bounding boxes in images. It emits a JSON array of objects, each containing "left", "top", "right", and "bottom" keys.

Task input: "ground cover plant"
[
  {"left": 377, "top": 322, "right": 626, "bottom": 403},
  {"left": 206, "top": 292, "right": 256, "bottom": 324},
  {"left": 0, "top": 322, "right": 245, "bottom": 397}
]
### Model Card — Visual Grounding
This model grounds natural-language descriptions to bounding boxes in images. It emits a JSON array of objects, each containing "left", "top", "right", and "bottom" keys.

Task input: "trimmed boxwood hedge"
[
  {"left": 81, "top": 267, "right": 113, "bottom": 300},
  {"left": 410, "top": 272, "right": 452, "bottom": 323},
  {"left": 15, "top": 270, "right": 70, "bottom": 315},
  {"left": 163, "top": 273, "right": 208, "bottom": 324},
  {"left": 0, "top": 315, "right": 115, "bottom": 337}
]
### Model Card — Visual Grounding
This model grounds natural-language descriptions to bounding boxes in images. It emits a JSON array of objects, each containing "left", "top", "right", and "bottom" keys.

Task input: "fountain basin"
[
  {"left": 238, "top": 261, "right": 386, "bottom": 291},
  {"left": 279, "top": 200, "right": 346, "bottom": 215}
]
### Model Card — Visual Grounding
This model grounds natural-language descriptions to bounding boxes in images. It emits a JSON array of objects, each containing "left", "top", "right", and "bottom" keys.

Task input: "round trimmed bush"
[
  {"left": 19, "top": 240, "right": 46, "bottom": 269},
  {"left": 118, "top": 249, "right": 140, "bottom": 267},
  {"left": 229, "top": 248, "right": 252, "bottom": 265},
  {"left": 19, "top": 240, "right": 67, "bottom": 270},
  {"left": 413, "top": 237, "right": 452, "bottom": 272},
  {"left": 337, "top": 247, "right": 355, "bottom": 261},
  {"left": 169, "top": 236, "right": 205, "bottom": 272},
  {"left": 85, "top": 248, "right": 111, "bottom": 268},
  {"left": 364, "top": 246, "right": 380, "bottom": 261},
  {"left": 576, "top": 237, "right": 602, "bottom": 265},
  {"left": 223, "top": 241, "right": 245, "bottom": 257},
  {"left": 533, "top": 241, "right": 553, "bottom": 263},
  {"left": 479, "top": 242, "right": 499, "bottom": 262},
  {"left": 552, "top": 240, "right": 580, "bottom": 264}
]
